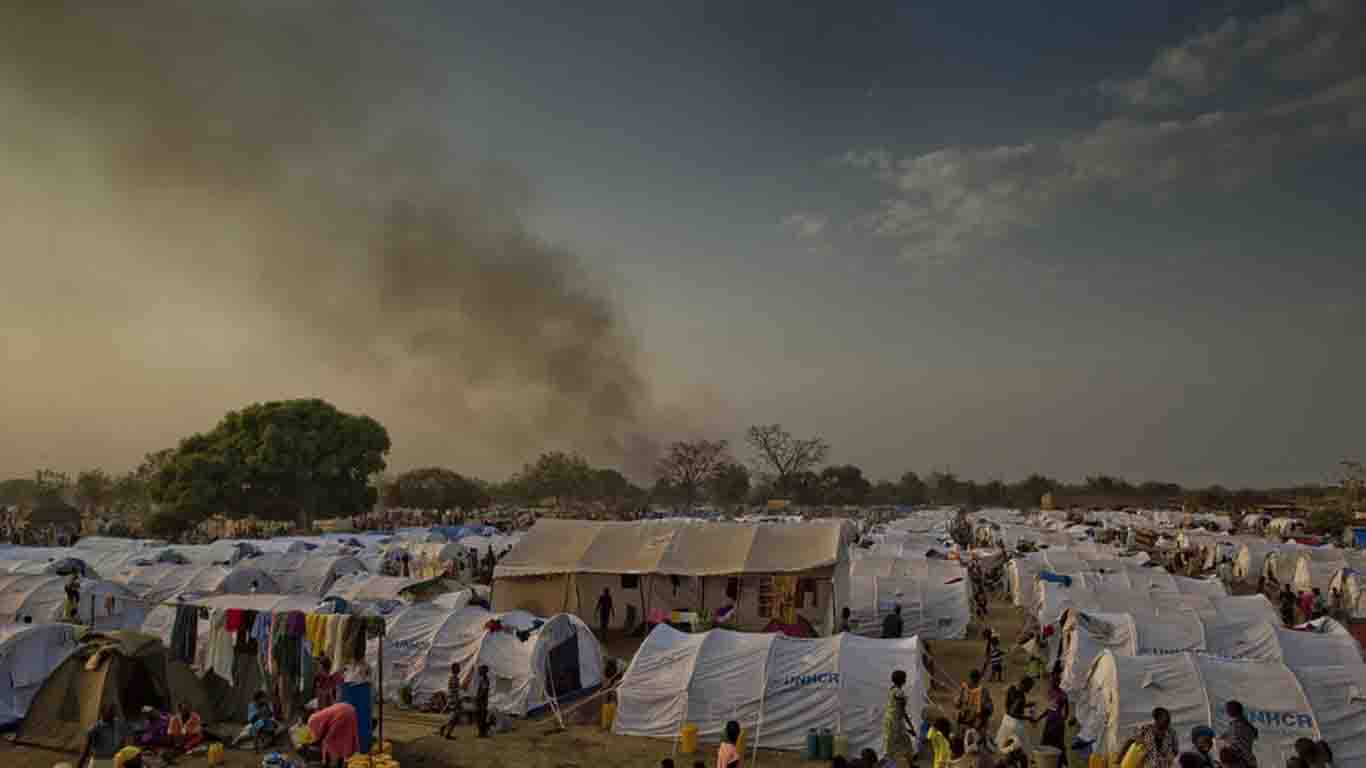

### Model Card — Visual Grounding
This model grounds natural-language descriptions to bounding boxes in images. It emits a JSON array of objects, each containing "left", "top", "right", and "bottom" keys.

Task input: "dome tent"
[
  {"left": 0, "top": 574, "right": 146, "bottom": 629},
  {"left": 1329, "top": 567, "right": 1366, "bottom": 620},
  {"left": 376, "top": 604, "right": 602, "bottom": 717},
  {"left": 836, "top": 555, "right": 971, "bottom": 639},
  {"left": 1077, "top": 651, "right": 1366, "bottom": 768},
  {"left": 0, "top": 623, "right": 83, "bottom": 728},
  {"left": 247, "top": 553, "right": 367, "bottom": 596},
  {"left": 323, "top": 573, "right": 433, "bottom": 616},
  {"left": 111, "top": 563, "right": 281, "bottom": 604},
  {"left": 614, "top": 625, "right": 926, "bottom": 757}
]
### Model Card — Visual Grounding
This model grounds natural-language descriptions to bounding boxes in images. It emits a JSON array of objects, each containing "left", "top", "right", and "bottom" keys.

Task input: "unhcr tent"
[
  {"left": 16, "top": 632, "right": 175, "bottom": 751},
  {"left": 112, "top": 563, "right": 280, "bottom": 604},
  {"left": 0, "top": 623, "right": 83, "bottom": 728},
  {"left": 1059, "top": 612, "right": 1364, "bottom": 691},
  {"left": 0, "top": 574, "right": 146, "bottom": 629},
  {"left": 248, "top": 553, "right": 367, "bottom": 596},
  {"left": 836, "top": 556, "right": 971, "bottom": 639},
  {"left": 1037, "top": 582, "right": 1272, "bottom": 628},
  {"left": 494, "top": 519, "right": 851, "bottom": 633},
  {"left": 1077, "top": 651, "right": 1366, "bottom": 768},
  {"left": 377, "top": 604, "right": 602, "bottom": 717},
  {"left": 614, "top": 625, "right": 926, "bottom": 756},
  {"left": 1235, "top": 541, "right": 1288, "bottom": 583},
  {"left": 323, "top": 573, "right": 433, "bottom": 616},
  {"left": 1294, "top": 551, "right": 1366, "bottom": 593}
]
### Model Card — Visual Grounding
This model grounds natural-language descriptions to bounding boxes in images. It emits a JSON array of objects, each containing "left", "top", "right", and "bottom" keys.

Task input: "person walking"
[
  {"left": 1039, "top": 676, "right": 1069, "bottom": 768},
  {"left": 995, "top": 677, "right": 1035, "bottom": 754},
  {"left": 596, "top": 588, "right": 615, "bottom": 641},
  {"left": 882, "top": 605, "right": 904, "bottom": 639},
  {"left": 1181, "top": 726, "right": 1216, "bottom": 768},
  {"left": 475, "top": 665, "right": 492, "bottom": 738},
  {"left": 1221, "top": 701, "right": 1259, "bottom": 768},
  {"left": 956, "top": 670, "right": 992, "bottom": 732},
  {"left": 882, "top": 669, "right": 916, "bottom": 768}
]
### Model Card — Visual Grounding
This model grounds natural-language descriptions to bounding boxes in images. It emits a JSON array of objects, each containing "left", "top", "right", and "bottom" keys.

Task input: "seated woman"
[{"left": 231, "top": 691, "right": 277, "bottom": 748}]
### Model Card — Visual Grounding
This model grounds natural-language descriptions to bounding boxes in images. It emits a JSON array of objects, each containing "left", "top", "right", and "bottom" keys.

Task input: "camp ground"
[
  {"left": 1077, "top": 651, "right": 1366, "bottom": 768},
  {"left": 613, "top": 624, "right": 927, "bottom": 757}
]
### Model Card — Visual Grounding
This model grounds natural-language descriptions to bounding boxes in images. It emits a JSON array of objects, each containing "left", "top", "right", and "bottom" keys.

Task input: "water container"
[
  {"left": 819, "top": 728, "right": 834, "bottom": 759},
  {"left": 736, "top": 727, "right": 746, "bottom": 756},
  {"left": 833, "top": 732, "right": 849, "bottom": 758},
  {"left": 806, "top": 729, "right": 821, "bottom": 760},
  {"left": 1032, "top": 745, "right": 1062, "bottom": 768},
  {"left": 341, "top": 681, "right": 374, "bottom": 754},
  {"left": 680, "top": 723, "right": 699, "bottom": 754},
  {"left": 207, "top": 743, "right": 224, "bottom": 766},
  {"left": 600, "top": 700, "right": 617, "bottom": 731}
]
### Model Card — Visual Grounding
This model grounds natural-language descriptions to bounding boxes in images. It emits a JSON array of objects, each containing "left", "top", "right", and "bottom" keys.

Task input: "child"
[
  {"left": 986, "top": 634, "right": 1005, "bottom": 682},
  {"left": 1024, "top": 653, "right": 1043, "bottom": 681},
  {"left": 232, "top": 691, "right": 276, "bottom": 748},
  {"left": 438, "top": 662, "right": 463, "bottom": 740}
]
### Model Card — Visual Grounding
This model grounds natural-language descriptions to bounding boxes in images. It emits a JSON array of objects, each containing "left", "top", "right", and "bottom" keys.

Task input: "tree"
[
  {"left": 75, "top": 469, "right": 115, "bottom": 516},
  {"left": 1308, "top": 507, "right": 1352, "bottom": 536},
  {"left": 656, "top": 440, "right": 731, "bottom": 509},
  {"left": 744, "top": 424, "right": 830, "bottom": 495},
  {"left": 149, "top": 398, "right": 390, "bottom": 530},
  {"left": 1343, "top": 461, "right": 1365, "bottom": 519},
  {"left": 708, "top": 462, "right": 751, "bottom": 507},
  {"left": 820, "top": 464, "right": 871, "bottom": 506},
  {"left": 1009, "top": 474, "right": 1058, "bottom": 508},
  {"left": 928, "top": 471, "right": 960, "bottom": 504},
  {"left": 386, "top": 468, "right": 488, "bottom": 511},
  {"left": 516, "top": 451, "right": 593, "bottom": 507},
  {"left": 896, "top": 471, "right": 928, "bottom": 506}
]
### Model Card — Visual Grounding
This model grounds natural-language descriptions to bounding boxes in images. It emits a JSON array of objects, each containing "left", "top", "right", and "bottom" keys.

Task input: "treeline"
[{"left": 1, "top": 400, "right": 1350, "bottom": 536}]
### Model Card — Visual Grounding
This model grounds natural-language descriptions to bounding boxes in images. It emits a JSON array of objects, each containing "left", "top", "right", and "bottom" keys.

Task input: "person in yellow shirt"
[{"left": 928, "top": 717, "right": 954, "bottom": 768}]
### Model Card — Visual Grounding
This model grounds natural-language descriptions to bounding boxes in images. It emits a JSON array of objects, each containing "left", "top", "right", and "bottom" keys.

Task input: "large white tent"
[
  {"left": 246, "top": 553, "right": 367, "bottom": 596},
  {"left": 323, "top": 573, "right": 431, "bottom": 616},
  {"left": 376, "top": 604, "right": 602, "bottom": 717},
  {"left": 614, "top": 625, "right": 926, "bottom": 756},
  {"left": 1059, "top": 611, "right": 1364, "bottom": 691},
  {"left": 0, "top": 623, "right": 83, "bottom": 728},
  {"left": 836, "top": 556, "right": 971, "bottom": 639},
  {"left": 1294, "top": 551, "right": 1366, "bottom": 593},
  {"left": 1078, "top": 651, "right": 1366, "bottom": 768},
  {"left": 1234, "top": 541, "right": 1290, "bottom": 583},
  {"left": 111, "top": 563, "right": 280, "bottom": 605},
  {"left": 1033, "top": 571, "right": 1226, "bottom": 625},
  {"left": 0, "top": 574, "right": 146, "bottom": 629},
  {"left": 1330, "top": 567, "right": 1366, "bottom": 620}
]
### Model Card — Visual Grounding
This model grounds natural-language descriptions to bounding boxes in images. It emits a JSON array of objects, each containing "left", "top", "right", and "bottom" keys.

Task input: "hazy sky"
[{"left": 1, "top": 1, "right": 1362, "bottom": 487}]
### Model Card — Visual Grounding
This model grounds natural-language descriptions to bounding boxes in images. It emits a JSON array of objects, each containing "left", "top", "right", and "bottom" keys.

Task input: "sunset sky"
[{"left": 1, "top": 1, "right": 1362, "bottom": 487}]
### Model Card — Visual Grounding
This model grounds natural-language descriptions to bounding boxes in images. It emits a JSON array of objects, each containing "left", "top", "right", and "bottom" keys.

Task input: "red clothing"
[
  {"left": 1299, "top": 592, "right": 1314, "bottom": 620},
  {"left": 308, "top": 702, "right": 360, "bottom": 763}
]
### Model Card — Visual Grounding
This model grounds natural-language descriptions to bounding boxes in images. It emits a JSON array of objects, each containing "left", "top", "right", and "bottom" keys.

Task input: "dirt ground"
[{"left": 1, "top": 594, "right": 1044, "bottom": 768}]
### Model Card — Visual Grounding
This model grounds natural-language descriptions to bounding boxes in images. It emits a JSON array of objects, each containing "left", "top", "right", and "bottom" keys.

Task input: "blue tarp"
[
  {"left": 1352, "top": 528, "right": 1366, "bottom": 548},
  {"left": 1039, "top": 570, "right": 1073, "bottom": 587}
]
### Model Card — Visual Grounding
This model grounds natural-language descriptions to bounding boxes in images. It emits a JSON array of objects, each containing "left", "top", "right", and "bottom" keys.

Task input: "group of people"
[
  {"left": 1274, "top": 582, "right": 1331, "bottom": 626},
  {"left": 1120, "top": 702, "right": 1335, "bottom": 768},
  {"left": 437, "top": 661, "right": 494, "bottom": 740},
  {"left": 81, "top": 703, "right": 203, "bottom": 768}
]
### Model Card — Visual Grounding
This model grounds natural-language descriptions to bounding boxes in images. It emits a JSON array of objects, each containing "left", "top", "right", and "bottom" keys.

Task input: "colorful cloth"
[{"left": 1133, "top": 724, "right": 1179, "bottom": 768}]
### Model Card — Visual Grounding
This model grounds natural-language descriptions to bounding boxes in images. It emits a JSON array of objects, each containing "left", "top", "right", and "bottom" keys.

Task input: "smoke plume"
[{"left": 0, "top": 2, "right": 651, "bottom": 478}]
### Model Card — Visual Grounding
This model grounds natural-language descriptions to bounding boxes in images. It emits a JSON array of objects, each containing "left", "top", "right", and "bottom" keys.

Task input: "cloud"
[
  {"left": 835, "top": 2, "right": 1366, "bottom": 263},
  {"left": 1101, "top": 0, "right": 1364, "bottom": 107},
  {"left": 779, "top": 211, "right": 829, "bottom": 238}
]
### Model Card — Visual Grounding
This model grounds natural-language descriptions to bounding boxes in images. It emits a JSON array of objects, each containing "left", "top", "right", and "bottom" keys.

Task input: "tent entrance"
[{"left": 546, "top": 635, "right": 581, "bottom": 699}]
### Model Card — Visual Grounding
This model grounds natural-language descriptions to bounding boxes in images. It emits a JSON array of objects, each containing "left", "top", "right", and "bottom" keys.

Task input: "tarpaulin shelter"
[
  {"left": 247, "top": 553, "right": 367, "bottom": 596},
  {"left": 1077, "top": 651, "right": 1366, "bottom": 768},
  {"left": 1330, "top": 567, "right": 1366, "bottom": 620},
  {"left": 493, "top": 519, "right": 852, "bottom": 633},
  {"left": 613, "top": 625, "right": 926, "bottom": 756},
  {"left": 1059, "top": 611, "right": 1364, "bottom": 691},
  {"left": 836, "top": 556, "right": 971, "bottom": 639},
  {"left": 374, "top": 604, "right": 601, "bottom": 717},
  {"left": 1294, "top": 551, "right": 1366, "bottom": 593},
  {"left": 111, "top": 563, "right": 280, "bottom": 604},
  {"left": 0, "top": 574, "right": 146, "bottom": 629},
  {"left": 0, "top": 622, "right": 83, "bottom": 728},
  {"left": 15, "top": 632, "right": 176, "bottom": 751}
]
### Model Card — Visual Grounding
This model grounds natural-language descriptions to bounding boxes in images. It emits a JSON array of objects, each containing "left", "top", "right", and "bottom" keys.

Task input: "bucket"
[
  {"left": 806, "top": 729, "right": 821, "bottom": 760},
  {"left": 680, "top": 723, "right": 698, "bottom": 754},
  {"left": 819, "top": 728, "right": 834, "bottom": 759},
  {"left": 207, "top": 743, "right": 224, "bottom": 766},
  {"left": 341, "top": 681, "right": 374, "bottom": 754},
  {"left": 1032, "top": 746, "right": 1062, "bottom": 768},
  {"left": 833, "top": 732, "right": 849, "bottom": 758},
  {"left": 601, "top": 700, "right": 617, "bottom": 731}
]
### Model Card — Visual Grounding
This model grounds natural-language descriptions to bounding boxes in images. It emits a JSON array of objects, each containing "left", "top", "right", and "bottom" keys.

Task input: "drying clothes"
[
  {"left": 225, "top": 609, "right": 245, "bottom": 633},
  {"left": 327, "top": 614, "right": 346, "bottom": 662},
  {"left": 338, "top": 617, "right": 363, "bottom": 664},
  {"left": 236, "top": 609, "right": 258, "bottom": 652},
  {"left": 170, "top": 605, "right": 199, "bottom": 664},
  {"left": 204, "top": 609, "right": 236, "bottom": 684}
]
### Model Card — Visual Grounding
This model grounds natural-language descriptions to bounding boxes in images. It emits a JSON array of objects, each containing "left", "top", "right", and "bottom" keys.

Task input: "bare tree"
[
  {"left": 745, "top": 424, "right": 830, "bottom": 495},
  {"left": 656, "top": 440, "right": 731, "bottom": 510}
]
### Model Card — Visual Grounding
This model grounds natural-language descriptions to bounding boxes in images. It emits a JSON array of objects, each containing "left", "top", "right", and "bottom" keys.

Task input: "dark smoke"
[{"left": 0, "top": 2, "right": 651, "bottom": 474}]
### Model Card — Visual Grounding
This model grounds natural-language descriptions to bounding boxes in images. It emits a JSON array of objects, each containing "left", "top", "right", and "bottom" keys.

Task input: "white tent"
[
  {"left": 323, "top": 573, "right": 431, "bottom": 616},
  {"left": 1007, "top": 550, "right": 1146, "bottom": 608},
  {"left": 246, "top": 553, "right": 367, "bottom": 596},
  {"left": 0, "top": 623, "right": 83, "bottom": 727},
  {"left": 73, "top": 537, "right": 165, "bottom": 552},
  {"left": 1033, "top": 570, "right": 1225, "bottom": 625},
  {"left": 0, "top": 574, "right": 146, "bottom": 629},
  {"left": 1037, "top": 582, "right": 1272, "bottom": 628},
  {"left": 1294, "top": 551, "right": 1366, "bottom": 593},
  {"left": 111, "top": 563, "right": 280, "bottom": 604},
  {"left": 614, "top": 625, "right": 926, "bottom": 756},
  {"left": 836, "top": 556, "right": 970, "bottom": 639},
  {"left": 376, "top": 604, "right": 602, "bottom": 717},
  {"left": 1330, "top": 567, "right": 1366, "bottom": 620},
  {"left": 390, "top": 542, "right": 464, "bottom": 580},
  {"left": 1078, "top": 651, "right": 1366, "bottom": 768},
  {"left": 1265, "top": 546, "right": 1314, "bottom": 585},
  {"left": 1234, "top": 541, "right": 1289, "bottom": 583},
  {"left": 1060, "top": 611, "right": 1364, "bottom": 691}
]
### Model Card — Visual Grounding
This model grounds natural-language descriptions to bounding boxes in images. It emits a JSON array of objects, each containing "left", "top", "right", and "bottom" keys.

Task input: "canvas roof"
[{"left": 494, "top": 519, "right": 848, "bottom": 578}]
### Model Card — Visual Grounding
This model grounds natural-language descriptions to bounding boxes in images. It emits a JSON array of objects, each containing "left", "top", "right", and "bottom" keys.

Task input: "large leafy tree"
[
  {"left": 744, "top": 424, "right": 829, "bottom": 495},
  {"left": 656, "top": 439, "right": 731, "bottom": 509},
  {"left": 149, "top": 398, "right": 390, "bottom": 530},
  {"left": 385, "top": 467, "right": 488, "bottom": 511},
  {"left": 75, "top": 469, "right": 115, "bottom": 516},
  {"left": 708, "top": 462, "right": 751, "bottom": 506},
  {"left": 515, "top": 451, "right": 593, "bottom": 507},
  {"left": 820, "top": 464, "right": 871, "bottom": 506}
]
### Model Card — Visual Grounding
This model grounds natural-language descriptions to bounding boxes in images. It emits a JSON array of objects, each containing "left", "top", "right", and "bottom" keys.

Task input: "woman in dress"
[{"left": 883, "top": 669, "right": 916, "bottom": 768}]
